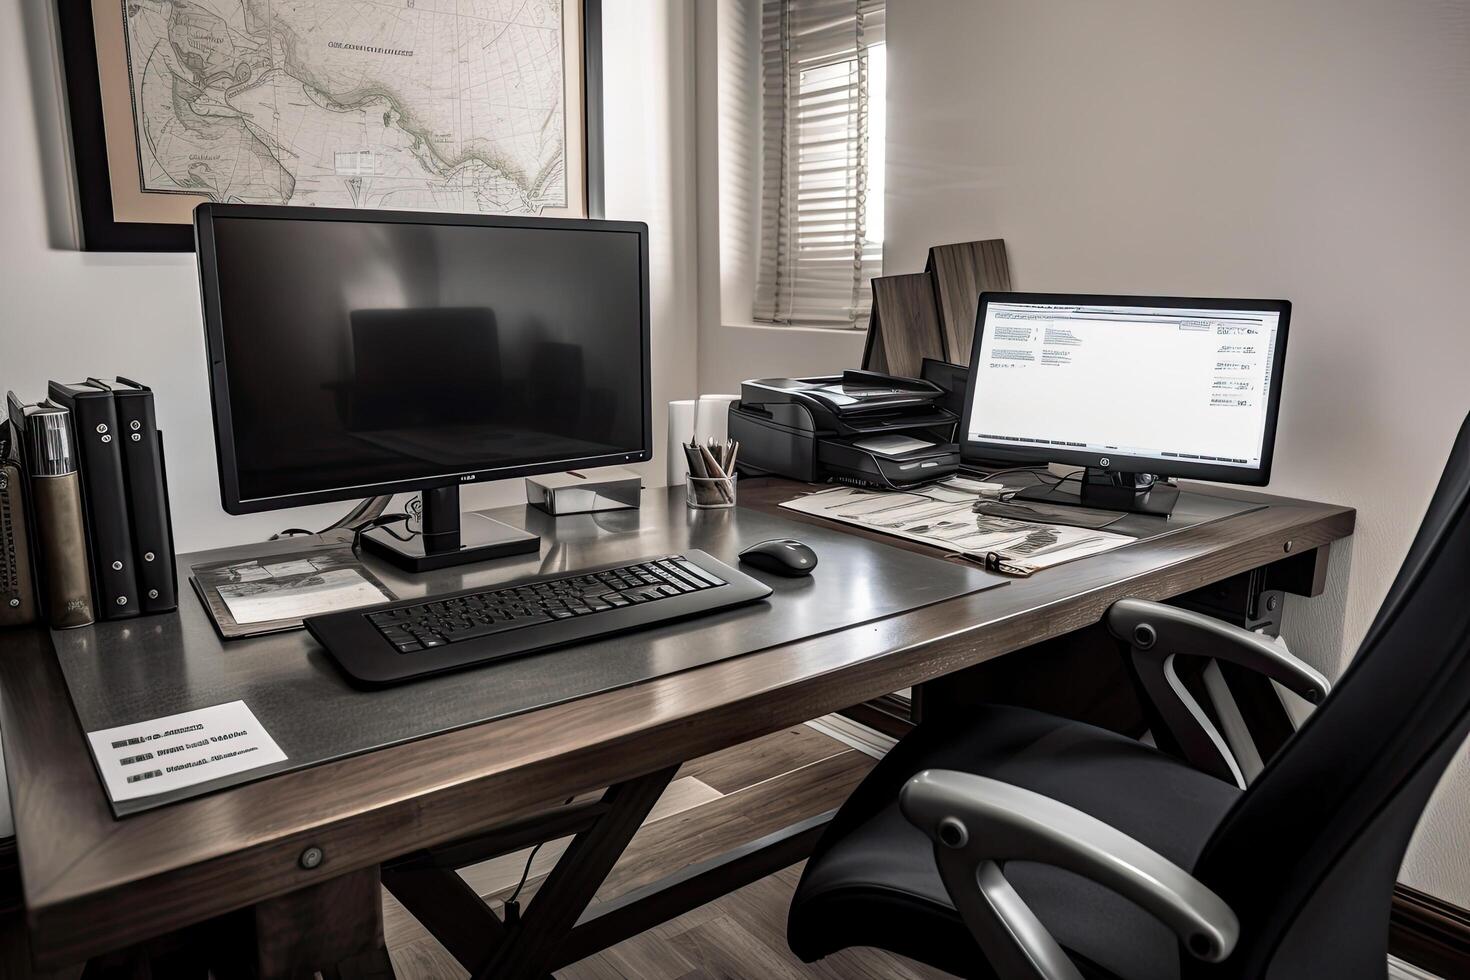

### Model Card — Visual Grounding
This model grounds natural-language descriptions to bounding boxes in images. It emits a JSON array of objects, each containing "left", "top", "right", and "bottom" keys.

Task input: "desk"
[{"left": 0, "top": 479, "right": 1354, "bottom": 977}]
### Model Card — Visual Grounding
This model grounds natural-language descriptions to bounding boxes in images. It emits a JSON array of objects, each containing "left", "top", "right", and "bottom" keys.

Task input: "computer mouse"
[{"left": 738, "top": 538, "right": 818, "bottom": 577}]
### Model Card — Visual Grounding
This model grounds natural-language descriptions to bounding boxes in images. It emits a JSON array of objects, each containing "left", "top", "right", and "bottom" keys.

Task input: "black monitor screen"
[{"left": 199, "top": 209, "right": 649, "bottom": 510}]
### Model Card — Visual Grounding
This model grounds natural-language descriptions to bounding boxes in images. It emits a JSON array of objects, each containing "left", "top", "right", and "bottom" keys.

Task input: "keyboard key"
[
  {"left": 440, "top": 613, "right": 550, "bottom": 642},
  {"left": 674, "top": 560, "right": 725, "bottom": 588}
]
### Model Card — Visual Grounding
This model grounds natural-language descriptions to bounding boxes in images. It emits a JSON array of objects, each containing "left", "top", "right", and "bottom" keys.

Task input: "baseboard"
[
  {"left": 835, "top": 694, "right": 914, "bottom": 739},
  {"left": 807, "top": 714, "right": 897, "bottom": 759},
  {"left": 1391, "top": 883, "right": 1470, "bottom": 979}
]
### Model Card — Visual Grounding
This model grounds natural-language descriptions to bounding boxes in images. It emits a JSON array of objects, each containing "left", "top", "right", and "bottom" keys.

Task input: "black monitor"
[
  {"left": 960, "top": 292, "right": 1290, "bottom": 515},
  {"left": 194, "top": 204, "right": 651, "bottom": 570}
]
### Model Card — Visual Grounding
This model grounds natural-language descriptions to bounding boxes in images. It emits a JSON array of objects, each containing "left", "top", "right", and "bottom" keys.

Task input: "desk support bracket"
[
  {"left": 475, "top": 765, "right": 678, "bottom": 979},
  {"left": 384, "top": 766, "right": 679, "bottom": 980}
]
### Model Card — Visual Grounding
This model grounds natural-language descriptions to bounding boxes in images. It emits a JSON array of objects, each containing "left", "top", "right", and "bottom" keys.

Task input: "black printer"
[{"left": 728, "top": 370, "right": 960, "bottom": 489}]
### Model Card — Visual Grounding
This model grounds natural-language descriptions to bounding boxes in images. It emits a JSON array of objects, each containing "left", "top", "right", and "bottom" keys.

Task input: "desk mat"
[{"left": 53, "top": 489, "right": 1006, "bottom": 816}]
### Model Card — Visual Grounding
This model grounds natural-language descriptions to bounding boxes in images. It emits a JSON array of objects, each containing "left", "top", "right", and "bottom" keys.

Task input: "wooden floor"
[{"left": 383, "top": 723, "right": 955, "bottom": 979}]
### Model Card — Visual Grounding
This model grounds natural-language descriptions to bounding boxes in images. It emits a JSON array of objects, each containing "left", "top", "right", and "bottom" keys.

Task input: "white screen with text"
[{"left": 967, "top": 302, "right": 1281, "bottom": 471}]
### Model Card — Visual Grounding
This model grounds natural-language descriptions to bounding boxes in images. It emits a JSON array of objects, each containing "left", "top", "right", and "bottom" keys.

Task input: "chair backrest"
[{"left": 1190, "top": 411, "right": 1470, "bottom": 979}]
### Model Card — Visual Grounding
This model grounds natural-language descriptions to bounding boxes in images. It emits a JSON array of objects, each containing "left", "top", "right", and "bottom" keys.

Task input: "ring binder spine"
[
  {"left": 91, "top": 378, "right": 177, "bottom": 614},
  {"left": 0, "top": 417, "right": 39, "bottom": 627},
  {"left": 47, "top": 380, "right": 140, "bottom": 619}
]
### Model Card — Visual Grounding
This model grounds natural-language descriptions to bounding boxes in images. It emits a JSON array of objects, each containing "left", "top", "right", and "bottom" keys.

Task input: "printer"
[{"left": 728, "top": 370, "right": 960, "bottom": 489}]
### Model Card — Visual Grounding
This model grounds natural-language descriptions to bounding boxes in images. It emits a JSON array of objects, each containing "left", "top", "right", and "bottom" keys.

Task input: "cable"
[
  {"left": 503, "top": 795, "right": 576, "bottom": 924},
  {"left": 504, "top": 843, "right": 544, "bottom": 909},
  {"left": 998, "top": 470, "right": 1082, "bottom": 501},
  {"left": 349, "top": 513, "right": 415, "bottom": 553},
  {"left": 972, "top": 464, "right": 1051, "bottom": 482}
]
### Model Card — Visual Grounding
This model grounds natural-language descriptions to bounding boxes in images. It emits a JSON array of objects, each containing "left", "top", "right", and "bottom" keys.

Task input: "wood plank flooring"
[{"left": 383, "top": 723, "right": 955, "bottom": 979}]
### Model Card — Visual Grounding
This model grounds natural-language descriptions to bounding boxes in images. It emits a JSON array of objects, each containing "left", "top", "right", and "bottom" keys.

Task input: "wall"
[
  {"left": 885, "top": 0, "right": 1470, "bottom": 905},
  {"left": 0, "top": 0, "right": 698, "bottom": 554},
  {"left": 694, "top": 0, "right": 868, "bottom": 396}
]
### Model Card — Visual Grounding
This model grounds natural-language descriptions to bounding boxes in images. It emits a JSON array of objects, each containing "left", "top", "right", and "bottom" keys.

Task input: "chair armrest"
[
  {"left": 1106, "top": 599, "right": 1330, "bottom": 703},
  {"left": 1106, "top": 599, "right": 1331, "bottom": 786},
  {"left": 901, "top": 770, "right": 1238, "bottom": 980}
]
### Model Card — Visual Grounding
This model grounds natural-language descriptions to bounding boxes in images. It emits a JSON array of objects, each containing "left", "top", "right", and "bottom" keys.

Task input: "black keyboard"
[{"left": 306, "top": 550, "right": 773, "bottom": 687}]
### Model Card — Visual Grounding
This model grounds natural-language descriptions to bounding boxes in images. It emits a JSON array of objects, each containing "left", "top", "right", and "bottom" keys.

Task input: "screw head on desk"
[
  {"left": 299, "top": 846, "right": 325, "bottom": 870},
  {"left": 1132, "top": 623, "right": 1157, "bottom": 650}
]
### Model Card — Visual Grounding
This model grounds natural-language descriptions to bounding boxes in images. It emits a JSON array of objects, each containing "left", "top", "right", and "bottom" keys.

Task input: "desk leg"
[
  {"left": 248, "top": 865, "right": 394, "bottom": 980},
  {"left": 475, "top": 765, "right": 678, "bottom": 980}
]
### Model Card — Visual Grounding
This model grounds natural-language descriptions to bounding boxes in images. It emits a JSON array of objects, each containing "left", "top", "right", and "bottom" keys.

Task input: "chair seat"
[{"left": 788, "top": 704, "right": 1242, "bottom": 980}]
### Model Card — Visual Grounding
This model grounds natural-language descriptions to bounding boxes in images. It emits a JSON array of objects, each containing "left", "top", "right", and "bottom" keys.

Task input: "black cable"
[
  {"left": 503, "top": 795, "right": 576, "bottom": 924},
  {"left": 504, "top": 843, "right": 545, "bottom": 908},
  {"left": 349, "top": 513, "right": 415, "bottom": 553},
  {"left": 992, "top": 469, "right": 1082, "bottom": 502}
]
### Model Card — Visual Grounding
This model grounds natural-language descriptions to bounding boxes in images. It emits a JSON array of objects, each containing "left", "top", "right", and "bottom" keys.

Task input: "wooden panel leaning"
[
  {"left": 861, "top": 272, "right": 946, "bottom": 377},
  {"left": 926, "top": 239, "right": 1012, "bottom": 365}
]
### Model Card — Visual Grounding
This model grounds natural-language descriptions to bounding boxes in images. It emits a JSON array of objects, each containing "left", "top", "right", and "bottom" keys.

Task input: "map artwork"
[{"left": 120, "top": 0, "right": 569, "bottom": 214}]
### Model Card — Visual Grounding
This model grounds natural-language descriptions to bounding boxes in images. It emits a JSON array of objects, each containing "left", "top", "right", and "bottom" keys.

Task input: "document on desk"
[
  {"left": 191, "top": 543, "right": 396, "bottom": 639},
  {"left": 781, "top": 481, "right": 1135, "bottom": 575},
  {"left": 85, "top": 700, "right": 287, "bottom": 803}
]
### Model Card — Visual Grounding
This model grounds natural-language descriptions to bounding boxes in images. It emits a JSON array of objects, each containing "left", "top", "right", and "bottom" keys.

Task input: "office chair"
[{"left": 789, "top": 414, "right": 1470, "bottom": 979}]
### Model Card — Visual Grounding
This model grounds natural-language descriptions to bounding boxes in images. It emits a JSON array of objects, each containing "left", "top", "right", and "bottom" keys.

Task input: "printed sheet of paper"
[
  {"left": 191, "top": 544, "right": 397, "bottom": 637},
  {"left": 86, "top": 701, "right": 287, "bottom": 803},
  {"left": 781, "top": 480, "right": 1135, "bottom": 575},
  {"left": 217, "top": 567, "right": 389, "bottom": 625}
]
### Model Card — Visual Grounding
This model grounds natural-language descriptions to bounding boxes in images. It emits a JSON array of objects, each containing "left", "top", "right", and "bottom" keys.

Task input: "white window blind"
[{"left": 755, "top": 0, "right": 885, "bottom": 327}]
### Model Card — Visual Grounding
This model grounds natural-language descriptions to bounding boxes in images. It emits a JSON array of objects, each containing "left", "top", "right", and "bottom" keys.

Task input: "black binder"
[
  {"left": 47, "top": 380, "right": 141, "bottom": 619},
  {"left": 89, "top": 378, "right": 177, "bottom": 614},
  {"left": 0, "top": 415, "right": 39, "bottom": 627}
]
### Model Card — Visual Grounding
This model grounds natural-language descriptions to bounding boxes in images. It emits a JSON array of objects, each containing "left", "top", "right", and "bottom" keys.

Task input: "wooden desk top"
[{"left": 0, "top": 478, "right": 1354, "bottom": 967}]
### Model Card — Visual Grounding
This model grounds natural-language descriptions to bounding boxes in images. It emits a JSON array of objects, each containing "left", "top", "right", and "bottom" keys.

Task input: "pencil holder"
[{"left": 687, "top": 473, "right": 737, "bottom": 510}]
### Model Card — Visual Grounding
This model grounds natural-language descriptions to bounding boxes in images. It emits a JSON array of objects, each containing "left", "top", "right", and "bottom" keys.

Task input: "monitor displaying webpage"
[{"left": 967, "top": 301, "right": 1282, "bottom": 471}]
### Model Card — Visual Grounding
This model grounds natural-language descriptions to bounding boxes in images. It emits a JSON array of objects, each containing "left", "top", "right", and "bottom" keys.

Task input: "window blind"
[{"left": 755, "top": 0, "right": 885, "bottom": 326}]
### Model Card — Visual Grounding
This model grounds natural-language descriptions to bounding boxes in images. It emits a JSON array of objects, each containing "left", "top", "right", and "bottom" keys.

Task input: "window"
[{"left": 754, "top": 0, "right": 885, "bottom": 327}]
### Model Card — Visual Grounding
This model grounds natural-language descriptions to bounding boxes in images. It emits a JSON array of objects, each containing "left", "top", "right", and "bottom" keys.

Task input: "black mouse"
[{"left": 738, "top": 538, "right": 818, "bottom": 577}]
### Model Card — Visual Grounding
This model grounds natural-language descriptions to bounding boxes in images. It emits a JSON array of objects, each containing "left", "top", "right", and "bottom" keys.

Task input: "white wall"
[
  {"left": 694, "top": 0, "right": 868, "bottom": 396},
  {"left": 0, "top": 0, "right": 698, "bottom": 554},
  {"left": 885, "top": 0, "right": 1470, "bottom": 906}
]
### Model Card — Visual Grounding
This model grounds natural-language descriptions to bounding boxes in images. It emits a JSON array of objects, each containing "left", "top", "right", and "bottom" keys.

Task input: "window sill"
[{"left": 723, "top": 320, "right": 868, "bottom": 336}]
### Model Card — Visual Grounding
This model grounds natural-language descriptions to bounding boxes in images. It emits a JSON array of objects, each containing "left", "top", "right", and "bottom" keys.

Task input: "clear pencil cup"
[{"left": 686, "top": 473, "right": 737, "bottom": 510}]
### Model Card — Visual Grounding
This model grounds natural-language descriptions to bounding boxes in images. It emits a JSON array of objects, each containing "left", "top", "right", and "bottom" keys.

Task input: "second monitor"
[{"left": 961, "top": 292, "right": 1291, "bottom": 515}]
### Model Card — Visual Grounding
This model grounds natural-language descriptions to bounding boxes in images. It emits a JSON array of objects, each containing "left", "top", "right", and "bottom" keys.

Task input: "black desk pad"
[{"left": 53, "top": 489, "right": 1006, "bottom": 816}]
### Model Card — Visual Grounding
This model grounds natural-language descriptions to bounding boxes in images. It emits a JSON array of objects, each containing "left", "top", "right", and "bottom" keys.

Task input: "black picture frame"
[{"left": 54, "top": 0, "right": 606, "bottom": 252}]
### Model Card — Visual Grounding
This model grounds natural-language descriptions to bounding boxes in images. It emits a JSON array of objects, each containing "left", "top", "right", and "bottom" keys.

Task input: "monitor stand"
[
  {"left": 1011, "top": 468, "right": 1180, "bottom": 517},
  {"left": 360, "top": 485, "right": 540, "bottom": 572}
]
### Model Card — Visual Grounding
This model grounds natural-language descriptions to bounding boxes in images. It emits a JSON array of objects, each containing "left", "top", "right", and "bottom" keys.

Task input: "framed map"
[{"left": 56, "top": 0, "right": 604, "bottom": 251}]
